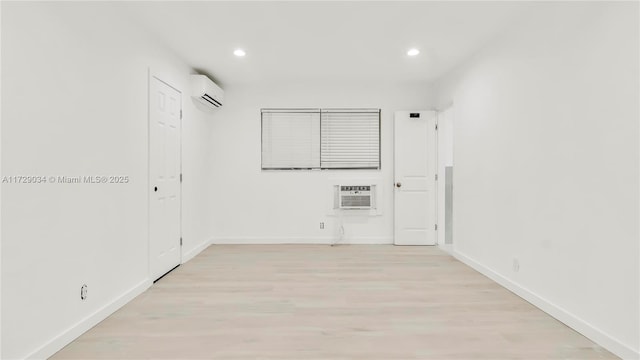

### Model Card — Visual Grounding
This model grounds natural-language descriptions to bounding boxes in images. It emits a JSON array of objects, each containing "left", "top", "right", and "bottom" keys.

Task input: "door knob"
[
  {"left": 154, "top": 186, "right": 158, "bottom": 192},
  {"left": 395, "top": 182, "right": 402, "bottom": 188}
]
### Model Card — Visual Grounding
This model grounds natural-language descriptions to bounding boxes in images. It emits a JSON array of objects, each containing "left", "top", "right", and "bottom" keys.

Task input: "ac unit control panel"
[{"left": 340, "top": 185, "right": 371, "bottom": 192}]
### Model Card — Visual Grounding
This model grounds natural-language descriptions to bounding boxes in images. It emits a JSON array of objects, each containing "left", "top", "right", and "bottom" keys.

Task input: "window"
[{"left": 261, "top": 108, "right": 381, "bottom": 170}]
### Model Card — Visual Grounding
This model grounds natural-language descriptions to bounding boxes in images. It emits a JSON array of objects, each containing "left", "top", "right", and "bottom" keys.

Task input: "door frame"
[
  {"left": 147, "top": 68, "right": 183, "bottom": 280},
  {"left": 393, "top": 110, "right": 438, "bottom": 245}
]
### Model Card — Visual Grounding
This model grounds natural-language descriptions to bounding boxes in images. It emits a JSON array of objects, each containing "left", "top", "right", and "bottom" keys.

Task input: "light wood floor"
[{"left": 52, "top": 245, "right": 616, "bottom": 359}]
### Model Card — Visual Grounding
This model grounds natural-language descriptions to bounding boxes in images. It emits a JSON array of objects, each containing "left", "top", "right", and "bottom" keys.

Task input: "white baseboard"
[
  {"left": 453, "top": 250, "right": 639, "bottom": 360},
  {"left": 182, "top": 239, "right": 211, "bottom": 263},
  {"left": 211, "top": 236, "right": 393, "bottom": 245},
  {"left": 26, "top": 279, "right": 151, "bottom": 360}
]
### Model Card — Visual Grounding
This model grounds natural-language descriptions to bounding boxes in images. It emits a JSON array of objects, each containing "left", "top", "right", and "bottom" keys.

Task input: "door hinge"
[
  {"left": 435, "top": 123, "right": 438, "bottom": 130},
  {"left": 180, "top": 173, "right": 183, "bottom": 183},
  {"left": 180, "top": 237, "right": 183, "bottom": 246},
  {"left": 435, "top": 174, "right": 438, "bottom": 181},
  {"left": 180, "top": 109, "right": 183, "bottom": 119},
  {"left": 435, "top": 224, "right": 438, "bottom": 231}
]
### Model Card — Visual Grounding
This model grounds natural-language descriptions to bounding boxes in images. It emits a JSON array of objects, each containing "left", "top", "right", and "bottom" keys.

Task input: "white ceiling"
[{"left": 121, "top": 1, "right": 536, "bottom": 87}]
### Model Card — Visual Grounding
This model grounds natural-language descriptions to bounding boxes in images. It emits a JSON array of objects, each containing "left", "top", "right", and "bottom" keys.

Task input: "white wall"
[
  {"left": 436, "top": 106, "right": 454, "bottom": 249},
  {"left": 1, "top": 3, "right": 213, "bottom": 358},
  {"left": 437, "top": 2, "right": 639, "bottom": 358},
  {"left": 210, "top": 82, "right": 435, "bottom": 244},
  {"left": 182, "top": 99, "right": 215, "bottom": 262}
]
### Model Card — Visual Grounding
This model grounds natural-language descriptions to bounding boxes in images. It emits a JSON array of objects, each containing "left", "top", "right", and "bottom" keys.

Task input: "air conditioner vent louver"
[
  {"left": 201, "top": 94, "right": 222, "bottom": 107},
  {"left": 341, "top": 195, "right": 371, "bottom": 208},
  {"left": 339, "top": 185, "right": 372, "bottom": 209}
]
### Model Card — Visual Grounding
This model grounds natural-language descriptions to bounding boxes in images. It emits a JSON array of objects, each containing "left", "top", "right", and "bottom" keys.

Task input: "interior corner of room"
[{"left": 1, "top": 1, "right": 638, "bottom": 359}]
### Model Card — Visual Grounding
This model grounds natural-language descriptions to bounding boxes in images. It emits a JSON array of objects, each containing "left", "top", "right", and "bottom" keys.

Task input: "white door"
[
  {"left": 149, "top": 76, "right": 182, "bottom": 281},
  {"left": 394, "top": 111, "right": 437, "bottom": 245}
]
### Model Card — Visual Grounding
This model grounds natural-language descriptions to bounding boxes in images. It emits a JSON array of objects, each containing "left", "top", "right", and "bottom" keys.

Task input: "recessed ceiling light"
[
  {"left": 407, "top": 48, "right": 420, "bottom": 57},
  {"left": 233, "top": 49, "right": 246, "bottom": 57}
]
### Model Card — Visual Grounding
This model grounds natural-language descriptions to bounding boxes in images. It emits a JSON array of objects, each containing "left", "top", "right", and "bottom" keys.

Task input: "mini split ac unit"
[
  {"left": 191, "top": 74, "right": 224, "bottom": 110},
  {"left": 339, "top": 185, "right": 372, "bottom": 209}
]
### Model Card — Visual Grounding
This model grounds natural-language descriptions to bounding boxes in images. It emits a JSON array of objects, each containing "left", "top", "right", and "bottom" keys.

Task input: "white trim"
[
  {"left": 453, "top": 250, "right": 639, "bottom": 360},
  {"left": 182, "top": 240, "right": 211, "bottom": 263},
  {"left": 26, "top": 279, "right": 151, "bottom": 360},
  {"left": 211, "top": 236, "right": 393, "bottom": 245}
]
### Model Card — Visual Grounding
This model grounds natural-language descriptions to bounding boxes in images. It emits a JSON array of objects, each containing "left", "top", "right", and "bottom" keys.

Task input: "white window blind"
[
  {"left": 261, "top": 108, "right": 381, "bottom": 170},
  {"left": 261, "top": 109, "right": 320, "bottom": 169},
  {"left": 321, "top": 109, "right": 380, "bottom": 169}
]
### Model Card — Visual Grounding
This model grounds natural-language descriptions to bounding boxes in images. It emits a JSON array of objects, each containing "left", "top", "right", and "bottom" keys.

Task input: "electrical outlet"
[
  {"left": 80, "top": 284, "right": 88, "bottom": 300},
  {"left": 320, "top": 222, "right": 325, "bottom": 229},
  {"left": 512, "top": 259, "right": 520, "bottom": 273}
]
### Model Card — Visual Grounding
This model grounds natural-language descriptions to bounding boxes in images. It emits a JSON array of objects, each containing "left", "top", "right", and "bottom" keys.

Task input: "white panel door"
[
  {"left": 394, "top": 111, "right": 437, "bottom": 245},
  {"left": 150, "top": 76, "right": 181, "bottom": 281}
]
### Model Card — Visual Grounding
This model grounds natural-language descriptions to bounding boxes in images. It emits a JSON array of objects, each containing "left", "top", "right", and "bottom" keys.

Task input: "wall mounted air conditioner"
[
  {"left": 191, "top": 74, "right": 224, "bottom": 110},
  {"left": 339, "top": 185, "right": 372, "bottom": 209}
]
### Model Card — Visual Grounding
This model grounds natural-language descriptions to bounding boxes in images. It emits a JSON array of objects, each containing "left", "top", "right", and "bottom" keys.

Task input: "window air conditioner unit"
[
  {"left": 191, "top": 74, "right": 224, "bottom": 109},
  {"left": 339, "top": 185, "right": 372, "bottom": 209}
]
